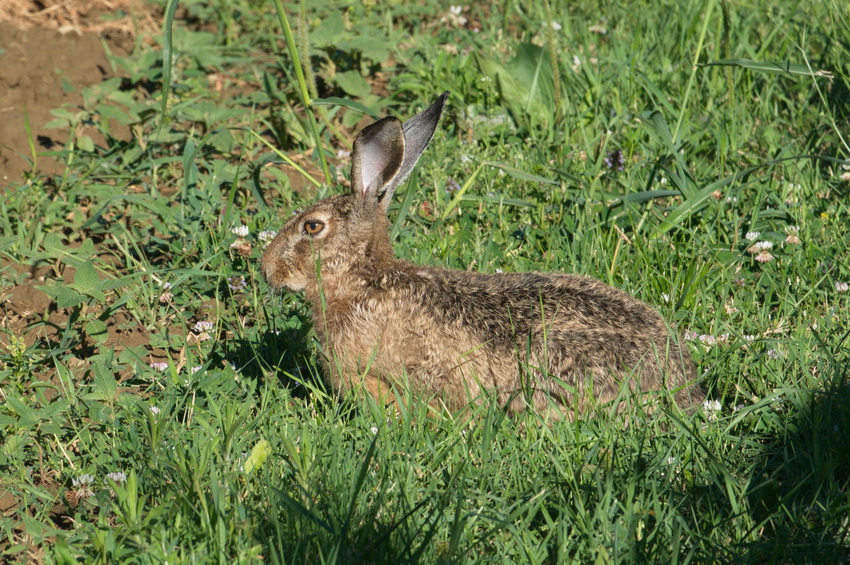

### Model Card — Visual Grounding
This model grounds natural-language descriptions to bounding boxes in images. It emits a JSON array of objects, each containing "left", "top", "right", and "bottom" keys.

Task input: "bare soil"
[
  {"left": 0, "top": 0, "right": 163, "bottom": 351},
  {"left": 0, "top": 0, "right": 158, "bottom": 186}
]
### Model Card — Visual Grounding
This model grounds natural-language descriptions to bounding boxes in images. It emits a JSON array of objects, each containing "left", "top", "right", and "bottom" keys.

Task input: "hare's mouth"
[
  {"left": 267, "top": 273, "right": 307, "bottom": 293},
  {"left": 264, "top": 271, "right": 307, "bottom": 293},
  {"left": 260, "top": 256, "right": 307, "bottom": 292}
]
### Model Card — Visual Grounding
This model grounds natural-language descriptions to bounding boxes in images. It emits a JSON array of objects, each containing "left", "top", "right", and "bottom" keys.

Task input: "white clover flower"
[
  {"left": 684, "top": 330, "right": 698, "bottom": 341},
  {"left": 258, "top": 230, "right": 277, "bottom": 243},
  {"left": 703, "top": 399, "right": 721, "bottom": 412},
  {"left": 743, "top": 335, "right": 756, "bottom": 342},
  {"left": 150, "top": 406, "right": 161, "bottom": 415},
  {"left": 767, "top": 349, "right": 780, "bottom": 360},
  {"left": 550, "top": 21, "right": 562, "bottom": 31},
  {"left": 193, "top": 321, "right": 214, "bottom": 333},
  {"left": 699, "top": 334, "right": 717, "bottom": 346},
  {"left": 150, "top": 362, "right": 169, "bottom": 372},
  {"left": 754, "top": 250, "right": 775, "bottom": 263},
  {"left": 747, "top": 240, "right": 773, "bottom": 254},
  {"left": 784, "top": 225, "right": 801, "bottom": 245},
  {"left": 370, "top": 426, "right": 379, "bottom": 435},
  {"left": 443, "top": 5, "right": 467, "bottom": 26},
  {"left": 702, "top": 399, "right": 722, "bottom": 421},
  {"left": 160, "top": 281, "right": 172, "bottom": 290},
  {"left": 191, "top": 365, "right": 203, "bottom": 374},
  {"left": 231, "top": 224, "right": 249, "bottom": 237},
  {"left": 70, "top": 474, "right": 97, "bottom": 500},
  {"left": 745, "top": 231, "right": 760, "bottom": 241},
  {"left": 106, "top": 472, "right": 127, "bottom": 484},
  {"left": 835, "top": 282, "right": 849, "bottom": 292},
  {"left": 661, "top": 293, "right": 670, "bottom": 303},
  {"left": 72, "top": 474, "right": 95, "bottom": 487}
]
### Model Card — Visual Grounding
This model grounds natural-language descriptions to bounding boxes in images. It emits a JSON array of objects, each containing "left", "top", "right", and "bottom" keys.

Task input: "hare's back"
[{"left": 411, "top": 268, "right": 669, "bottom": 342}]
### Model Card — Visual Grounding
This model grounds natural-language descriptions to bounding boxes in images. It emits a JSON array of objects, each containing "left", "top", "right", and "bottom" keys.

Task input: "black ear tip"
[{"left": 420, "top": 92, "right": 449, "bottom": 120}]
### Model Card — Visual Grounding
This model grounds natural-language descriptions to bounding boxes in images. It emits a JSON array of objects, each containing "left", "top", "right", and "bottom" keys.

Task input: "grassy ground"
[{"left": 1, "top": 0, "right": 849, "bottom": 562}]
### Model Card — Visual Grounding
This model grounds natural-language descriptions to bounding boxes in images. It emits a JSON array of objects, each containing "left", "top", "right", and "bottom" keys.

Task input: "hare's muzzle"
[{"left": 260, "top": 242, "right": 309, "bottom": 292}]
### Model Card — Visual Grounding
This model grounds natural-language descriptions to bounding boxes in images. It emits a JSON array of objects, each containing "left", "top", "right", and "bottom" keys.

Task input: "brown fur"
[{"left": 261, "top": 93, "right": 704, "bottom": 417}]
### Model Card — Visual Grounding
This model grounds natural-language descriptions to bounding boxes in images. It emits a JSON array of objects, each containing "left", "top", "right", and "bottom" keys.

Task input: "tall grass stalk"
[{"left": 270, "top": 0, "right": 333, "bottom": 186}]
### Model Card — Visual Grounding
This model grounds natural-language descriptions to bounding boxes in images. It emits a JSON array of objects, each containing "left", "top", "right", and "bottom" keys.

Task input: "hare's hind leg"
[
  {"left": 334, "top": 370, "right": 399, "bottom": 408},
  {"left": 359, "top": 375, "right": 397, "bottom": 407}
]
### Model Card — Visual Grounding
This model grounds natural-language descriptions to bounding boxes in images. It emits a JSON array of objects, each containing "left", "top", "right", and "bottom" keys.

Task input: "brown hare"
[{"left": 261, "top": 92, "right": 705, "bottom": 417}]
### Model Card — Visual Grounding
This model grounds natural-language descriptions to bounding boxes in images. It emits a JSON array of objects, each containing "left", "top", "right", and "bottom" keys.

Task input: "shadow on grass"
[
  {"left": 221, "top": 323, "right": 322, "bottom": 400},
  {"left": 738, "top": 368, "right": 850, "bottom": 563}
]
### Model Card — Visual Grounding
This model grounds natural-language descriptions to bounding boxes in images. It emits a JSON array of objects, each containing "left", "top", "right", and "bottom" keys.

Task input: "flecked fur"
[{"left": 262, "top": 93, "right": 704, "bottom": 417}]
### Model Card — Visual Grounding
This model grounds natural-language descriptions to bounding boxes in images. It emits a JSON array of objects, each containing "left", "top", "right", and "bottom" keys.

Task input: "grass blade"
[
  {"left": 701, "top": 58, "right": 834, "bottom": 78},
  {"left": 313, "top": 97, "right": 380, "bottom": 119}
]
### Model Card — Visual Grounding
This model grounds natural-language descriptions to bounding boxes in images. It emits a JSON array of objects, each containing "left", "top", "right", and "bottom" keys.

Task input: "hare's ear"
[
  {"left": 350, "top": 92, "right": 449, "bottom": 212},
  {"left": 351, "top": 116, "right": 406, "bottom": 205}
]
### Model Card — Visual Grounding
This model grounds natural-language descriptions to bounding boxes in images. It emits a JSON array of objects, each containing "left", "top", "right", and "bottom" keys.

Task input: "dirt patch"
[
  {"left": 0, "top": 261, "right": 53, "bottom": 339},
  {"left": 0, "top": 22, "right": 123, "bottom": 185},
  {"left": 0, "top": 0, "right": 159, "bottom": 34},
  {"left": 1, "top": 258, "right": 151, "bottom": 356},
  {"left": 0, "top": 0, "right": 159, "bottom": 188}
]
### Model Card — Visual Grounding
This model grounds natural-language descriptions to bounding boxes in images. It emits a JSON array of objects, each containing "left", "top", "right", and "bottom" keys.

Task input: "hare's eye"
[{"left": 303, "top": 220, "right": 325, "bottom": 236}]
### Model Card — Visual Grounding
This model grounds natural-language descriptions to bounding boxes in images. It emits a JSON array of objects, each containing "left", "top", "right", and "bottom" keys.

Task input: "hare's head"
[{"left": 261, "top": 93, "right": 448, "bottom": 293}]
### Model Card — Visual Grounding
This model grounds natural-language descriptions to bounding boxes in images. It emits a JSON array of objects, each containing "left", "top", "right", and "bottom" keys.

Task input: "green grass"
[{"left": 1, "top": 0, "right": 850, "bottom": 562}]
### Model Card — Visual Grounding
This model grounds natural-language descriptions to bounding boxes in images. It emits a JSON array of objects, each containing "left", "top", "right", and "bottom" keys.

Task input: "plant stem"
[{"left": 270, "top": 0, "right": 333, "bottom": 186}]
